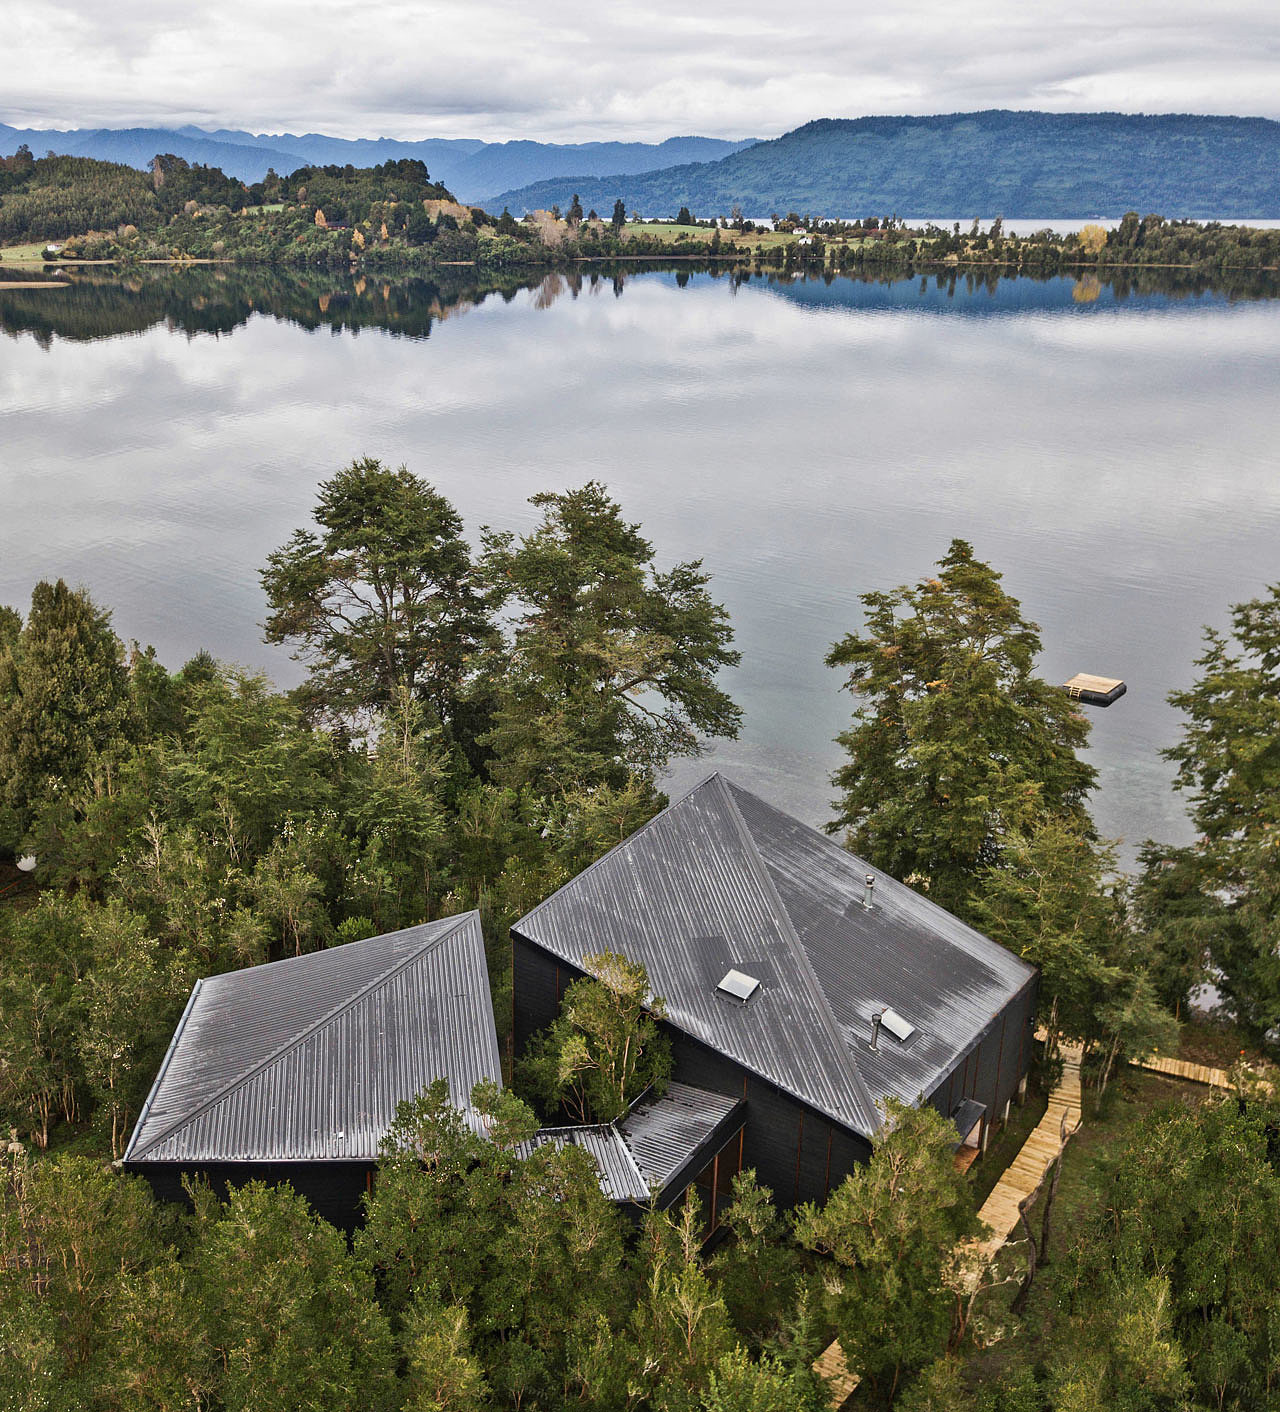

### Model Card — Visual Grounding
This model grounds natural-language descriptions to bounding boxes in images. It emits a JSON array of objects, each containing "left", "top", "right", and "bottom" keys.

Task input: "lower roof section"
[
  {"left": 123, "top": 913, "right": 501, "bottom": 1165},
  {"left": 520, "top": 1082, "right": 744, "bottom": 1204}
]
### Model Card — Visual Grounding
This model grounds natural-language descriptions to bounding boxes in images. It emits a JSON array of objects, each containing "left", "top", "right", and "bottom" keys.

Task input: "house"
[
  {"left": 123, "top": 910, "right": 745, "bottom": 1227},
  {"left": 122, "top": 913, "right": 502, "bottom": 1228},
  {"left": 124, "top": 775, "right": 1038, "bottom": 1229},
  {"left": 511, "top": 773, "right": 1038, "bottom": 1209}
]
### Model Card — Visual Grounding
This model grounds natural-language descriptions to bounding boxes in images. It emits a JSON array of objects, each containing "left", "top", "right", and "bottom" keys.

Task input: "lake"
[{"left": 3, "top": 262, "right": 1279, "bottom": 862}]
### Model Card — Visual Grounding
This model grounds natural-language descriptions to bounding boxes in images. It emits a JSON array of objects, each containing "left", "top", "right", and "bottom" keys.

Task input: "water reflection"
[{"left": 3, "top": 263, "right": 1280, "bottom": 861}]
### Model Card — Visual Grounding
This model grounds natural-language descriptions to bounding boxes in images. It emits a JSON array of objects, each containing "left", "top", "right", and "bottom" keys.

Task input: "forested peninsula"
[
  {"left": 5, "top": 460, "right": 1280, "bottom": 1411},
  {"left": 4, "top": 146, "right": 1280, "bottom": 279}
]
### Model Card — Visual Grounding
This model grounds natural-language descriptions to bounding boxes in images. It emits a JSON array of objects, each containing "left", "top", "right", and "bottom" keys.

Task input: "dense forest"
[
  {"left": 6, "top": 147, "right": 1280, "bottom": 280},
  {"left": 487, "top": 111, "right": 1280, "bottom": 220},
  {"left": 3, "top": 464, "right": 1280, "bottom": 1409}
]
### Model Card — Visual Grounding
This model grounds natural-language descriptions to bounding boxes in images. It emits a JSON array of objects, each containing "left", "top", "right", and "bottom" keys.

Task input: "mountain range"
[
  {"left": 5, "top": 111, "right": 1279, "bottom": 219},
  {"left": 0, "top": 121, "right": 755, "bottom": 204},
  {"left": 488, "top": 111, "right": 1280, "bottom": 219}
]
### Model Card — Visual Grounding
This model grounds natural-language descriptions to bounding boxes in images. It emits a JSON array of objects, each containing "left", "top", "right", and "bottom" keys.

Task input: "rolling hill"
[
  {"left": 0, "top": 123, "right": 755, "bottom": 202},
  {"left": 486, "top": 111, "right": 1280, "bottom": 219}
]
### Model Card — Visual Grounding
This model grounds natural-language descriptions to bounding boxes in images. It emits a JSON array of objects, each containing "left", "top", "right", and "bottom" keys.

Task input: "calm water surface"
[{"left": 3, "top": 265, "right": 1280, "bottom": 862}]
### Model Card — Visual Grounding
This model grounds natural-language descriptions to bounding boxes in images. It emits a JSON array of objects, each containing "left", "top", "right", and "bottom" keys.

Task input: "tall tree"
[
  {"left": 793, "top": 1099, "right": 980, "bottom": 1403},
  {"left": 193, "top": 1180, "right": 397, "bottom": 1412},
  {"left": 1150, "top": 584, "right": 1280, "bottom": 1032},
  {"left": 516, "top": 951, "right": 672, "bottom": 1123},
  {"left": 826, "top": 541, "right": 1094, "bottom": 917},
  {"left": 481, "top": 482, "right": 741, "bottom": 794},
  {"left": 261, "top": 458, "right": 495, "bottom": 747},
  {"left": 0, "top": 580, "right": 134, "bottom": 844}
]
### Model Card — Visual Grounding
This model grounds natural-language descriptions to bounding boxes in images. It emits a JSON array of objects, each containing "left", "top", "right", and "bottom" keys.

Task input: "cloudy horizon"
[{"left": 5, "top": 0, "right": 1280, "bottom": 145}]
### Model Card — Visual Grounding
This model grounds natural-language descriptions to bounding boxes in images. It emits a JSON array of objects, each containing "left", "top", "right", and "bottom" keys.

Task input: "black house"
[
  {"left": 123, "top": 913, "right": 503, "bottom": 1228},
  {"left": 511, "top": 773, "right": 1039, "bottom": 1215},
  {"left": 124, "top": 910, "right": 745, "bottom": 1226}
]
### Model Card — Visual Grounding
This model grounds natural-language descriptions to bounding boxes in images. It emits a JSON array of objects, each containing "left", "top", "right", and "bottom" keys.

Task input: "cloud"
[{"left": 4, "top": 0, "right": 1278, "bottom": 140}]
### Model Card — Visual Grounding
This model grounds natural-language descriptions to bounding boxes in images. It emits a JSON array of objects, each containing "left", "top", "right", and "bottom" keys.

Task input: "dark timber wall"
[
  {"left": 125, "top": 1160, "right": 376, "bottom": 1233},
  {"left": 513, "top": 930, "right": 1038, "bottom": 1201},
  {"left": 925, "top": 974, "right": 1039, "bottom": 1150},
  {"left": 514, "top": 930, "right": 873, "bottom": 1207}
]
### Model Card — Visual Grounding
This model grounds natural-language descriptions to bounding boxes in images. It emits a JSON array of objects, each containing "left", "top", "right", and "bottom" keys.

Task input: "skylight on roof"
[
  {"left": 880, "top": 1007, "right": 916, "bottom": 1043},
  {"left": 717, "top": 969, "right": 760, "bottom": 1004}
]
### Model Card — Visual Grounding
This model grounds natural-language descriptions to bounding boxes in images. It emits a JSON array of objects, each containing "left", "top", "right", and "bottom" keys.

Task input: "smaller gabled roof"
[
  {"left": 124, "top": 914, "right": 500, "bottom": 1165},
  {"left": 520, "top": 1082, "right": 743, "bottom": 1204}
]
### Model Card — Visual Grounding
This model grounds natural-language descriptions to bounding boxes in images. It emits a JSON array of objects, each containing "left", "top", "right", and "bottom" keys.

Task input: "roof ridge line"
[
  {"left": 714, "top": 776, "right": 880, "bottom": 1131},
  {"left": 129, "top": 914, "right": 474, "bottom": 1161},
  {"left": 517, "top": 774, "right": 724, "bottom": 927}
]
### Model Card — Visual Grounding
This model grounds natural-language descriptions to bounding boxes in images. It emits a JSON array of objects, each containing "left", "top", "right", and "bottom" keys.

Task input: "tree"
[
  {"left": 611, "top": 198, "right": 626, "bottom": 234},
  {"left": 826, "top": 541, "right": 1095, "bottom": 918},
  {"left": 568, "top": 193, "right": 584, "bottom": 225},
  {"left": 75, "top": 901, "right": 184, "bottom": 1156},
  {"left": 481, "top": 482, "right": 741, "bottom": 794},
  {"left": 516, "top": 951, "right": 672, "bottom": 1123},
  {"left": 0, "top": 894, "right": 91, "bottom": 1146},
  {"left": 193, "top": 1180, "right": 397, "bottom": 1412},
  {"left": 1062, "top": 1099, "right": 1280, "bottom": 1411},
  {"left": 0, "top": 1156, "right": 189, "bottom": 1404},
  {"left": 708, "top": 1171, "right": 804, "bottom": 1348},
  {"left": 1152, "top": 583, "right": 1280, "bottom": 1032},
  {"left": 261, "top": 458, "right": 495, "bottom": 744},
  {"left": 400, "top": 1296, "right": 489, "bottom": 1412},
  {"left": 793, "top": 1099, "right": 980, "bottom": 1403},
  {"left": 676, "top": 206, "right": 695, "bottom": 226},
  {"left": 0, "top": 579, "right": 134, "bottom": 844}
]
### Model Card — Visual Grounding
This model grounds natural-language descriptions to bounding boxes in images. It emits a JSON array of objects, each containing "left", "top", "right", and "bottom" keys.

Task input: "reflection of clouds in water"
[{"left": 4, "top": 270, "right": 1280, "bottom": 857}]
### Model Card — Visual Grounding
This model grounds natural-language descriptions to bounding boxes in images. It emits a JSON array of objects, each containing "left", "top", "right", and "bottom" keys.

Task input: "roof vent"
[
  {"left": 863, "top": 873, "right": 875, "bottom": 909},
  {"left": 879, "top": 1007, "right": 916, "bottom": 1043},
  {"left": 717, "top": 969, "right": 761, "bottom": 1004}
]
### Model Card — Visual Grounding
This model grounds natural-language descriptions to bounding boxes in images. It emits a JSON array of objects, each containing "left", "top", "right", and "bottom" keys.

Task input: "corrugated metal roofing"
[
  {"left": 514, "top": 774, "right": 1036, "bottom": 1142},
  {"left": 521, "top": 1082, "right": 742, "bottom": 1203},
  {"left": 123, "top": 913, "right": 501, "bottom": 1164}
]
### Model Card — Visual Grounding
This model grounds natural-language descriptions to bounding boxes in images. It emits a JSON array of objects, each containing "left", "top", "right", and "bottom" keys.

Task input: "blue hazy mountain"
[
  {"left": 485, "top": 111, "right": 1280, "bottom": 218},
  {"left": 0, "top": 122, "right": 756, "bottom": 202}
]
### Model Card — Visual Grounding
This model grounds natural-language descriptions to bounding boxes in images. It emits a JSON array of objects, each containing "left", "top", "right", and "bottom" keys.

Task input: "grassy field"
[
  {"left": 0, "top": 241, "right": 53, "bottom": 263},
  {"left": 625, "top": 221, "right": 797, "bottom": 250}
]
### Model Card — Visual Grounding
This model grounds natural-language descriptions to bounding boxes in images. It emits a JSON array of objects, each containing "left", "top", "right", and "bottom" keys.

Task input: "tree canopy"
[{"left": 826, "top": 540, "right": 1095, "bottom": 916}]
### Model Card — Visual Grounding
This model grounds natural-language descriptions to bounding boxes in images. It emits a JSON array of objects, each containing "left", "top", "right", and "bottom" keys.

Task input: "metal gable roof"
[
  {"left": 123, "top": 913, "right": 501, "bottom": 1164},
  {"left": 514, "top": 775, "right": 1036, "bottom": 1141},
  {"left": 520, "top": 1082, "right": 743, "bottom": 1203}
]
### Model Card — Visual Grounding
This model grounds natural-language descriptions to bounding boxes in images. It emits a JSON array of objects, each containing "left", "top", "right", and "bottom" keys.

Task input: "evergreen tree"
[
  {"left": 261, "top": 458, "right": 495, "bottom": 748},
  {"left": 826, "top": 541, "right": 1094, "bottom": 917},
  {"left": 0, "top": 580, "right": 134, "bottom": 845},
  {"left": 516, "top": 952, "right": 672, "bottom": 1123},
  {"left": 793, "top": 1100, "right": 980, "bottom": 1403},
  {"left": 1149, "top": 583, "right": 1280, "bottom": 1032},
  {"left": 481, "top": 482, "right": 741, "bottom": 794}
]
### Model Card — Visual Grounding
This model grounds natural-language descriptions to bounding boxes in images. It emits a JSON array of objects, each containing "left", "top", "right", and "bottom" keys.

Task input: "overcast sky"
[{"left": 6, "top": 0, "right": 1280, "bottom": 143}]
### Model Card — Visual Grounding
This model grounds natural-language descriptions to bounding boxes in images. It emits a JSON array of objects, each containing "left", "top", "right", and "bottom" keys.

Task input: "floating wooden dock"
[{"left": 1063, "top": 673, "right": 1126, "bottom": 707}]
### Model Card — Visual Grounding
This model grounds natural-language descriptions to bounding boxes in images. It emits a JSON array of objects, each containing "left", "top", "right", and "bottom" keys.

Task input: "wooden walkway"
[
  {"left": 1130, "top": 1053, "right": 1231, "bottom": 1088},
  {"left": 974, "top": 1045, "right": 1082, "bottom": 1256},
  {"left": 1130, "top": 1052, "right": 1274, "bottom": 1095},
  {"left": 812, "top": 1340, "right": 860, "bottom": 1407},
  {"left": 812, "top": 1049, "right": 1084, "bottom": 1406}
]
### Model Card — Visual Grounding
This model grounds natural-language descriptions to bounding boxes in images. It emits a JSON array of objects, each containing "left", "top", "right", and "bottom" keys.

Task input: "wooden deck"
[
  {"left": 812, "top": 1339, "right": 861, "bottom": 1407},
  {"left": 974, "top": 1045, "right": 1082, "bottom": 1256},
  {"left": 1130, "top": 1052, "right": 1274, "bottom": 1095}
]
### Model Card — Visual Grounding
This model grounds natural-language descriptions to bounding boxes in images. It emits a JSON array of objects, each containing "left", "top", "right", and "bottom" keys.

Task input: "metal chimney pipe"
[
  {"left": 869, "top": 1010, "right": 883, "bottom": 1051},
  {"left": 863, "top": 873, "right": 876, "bottom": 909}
]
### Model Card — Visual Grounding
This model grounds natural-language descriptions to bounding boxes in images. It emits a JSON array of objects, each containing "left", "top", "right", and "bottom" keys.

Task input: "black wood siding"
[
  {"left": 513, "top": 930, "right": 872, "bottom": 1207},
  {"left": 513, "top": 930, "right": 1038, "bottom": 1202},
  {"left": 127, "top": 1159, "right": 376, "bottom": 1232}
]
